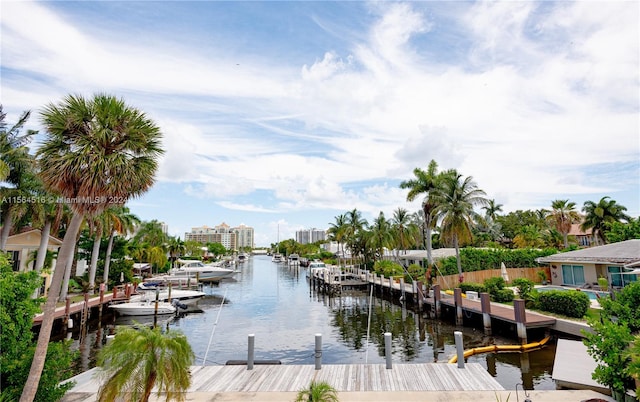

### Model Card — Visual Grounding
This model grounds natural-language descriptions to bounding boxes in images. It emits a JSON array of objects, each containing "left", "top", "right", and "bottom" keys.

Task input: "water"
[{"left": 69, "top": 255, "right": 558, "bottom": 390}]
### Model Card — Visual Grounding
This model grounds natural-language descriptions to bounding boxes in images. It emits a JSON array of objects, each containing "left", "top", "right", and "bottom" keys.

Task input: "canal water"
[{"left": 70, "top": 254, "right": 558, "bottom": 390}]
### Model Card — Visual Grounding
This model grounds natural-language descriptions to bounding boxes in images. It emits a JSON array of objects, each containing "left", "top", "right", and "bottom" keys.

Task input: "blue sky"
[{"left": 2, "top": 1, "right": 638, "bottom": 247}]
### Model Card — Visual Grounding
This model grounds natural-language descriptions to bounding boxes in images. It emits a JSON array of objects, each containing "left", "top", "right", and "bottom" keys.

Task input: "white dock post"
[
  {"left": 384, "top": 332, "right": 392, "bottom": 369},
  {"left": 315, "top": 333, "right": 322, "bottom": 370},
  {"left": 454, "top": 331, "right": 465, "bottom": 368},
  {"left": 247, "top": 334, "right": 255, "bottom": 370}
]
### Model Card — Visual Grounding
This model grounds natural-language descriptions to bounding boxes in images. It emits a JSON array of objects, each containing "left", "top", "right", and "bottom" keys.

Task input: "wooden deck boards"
[
  {"left": 437, "top": 296, "right": 556, "bottom": 327},
  {"left": 64, "top": 363, "right": 504, "bottom": 395}
]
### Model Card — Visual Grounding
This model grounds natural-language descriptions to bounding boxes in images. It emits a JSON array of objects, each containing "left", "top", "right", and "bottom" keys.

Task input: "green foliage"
[
  {"left": 537, "top": 270, "right": 547, "bottom": 283},
  {"left": 0, "top": 255, "right": 76, "bottom": 401},
  {"left": 459, "top": 282, "right": 486, "bottom": 294},
  {"left": 512, "top": 278, "right": 535, "bottom": 300},
  {"left": 404, "top": 263, "right": 425, "bottom": 283},
  {"left": 483, "top": 277, "right": 506, "bottom": 295},
  {"left": 493, "top": 288, "right": 515, "bottom": 303},
  {"left": 537, "top": 290, "right": 590, "bottom": 318},
  {"left": 97, "top": 325, "right": 194, "bottom": 402},
  {"left": 597, "top": 277, "right": 609, "bottom": 292},
  {"left": 605, "top": 218, "right": 640, "bottom": 242},
  {"left": 373, "top": 260, "right": 404, "bottom": 278},
  {"left": 585, "top": 283, "right": 640, "bottom": 393},
  {"left": 438, "top": 248, "right": 557, "bottom": 276},
  {"left": 295, "top": 380, "right": 339, "bottom": 402}
]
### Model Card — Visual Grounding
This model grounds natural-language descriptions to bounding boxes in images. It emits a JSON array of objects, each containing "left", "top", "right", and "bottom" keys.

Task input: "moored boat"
[{"left": 109, "top": 299, "right": 176, "bottom": 316}]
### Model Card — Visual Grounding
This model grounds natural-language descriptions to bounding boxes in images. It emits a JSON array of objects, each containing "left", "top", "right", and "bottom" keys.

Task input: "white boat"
[
  {"left": 109, "top": 299, "right": 176, "bottom": 316},
  {"left": 288, "top": 254, "right": 300, "bottom": 265},
  {"left": 237, "top": 253, "right": 248, "bottom": 263},
  {"left": 131, "top": 287, "right": 206, "bottom": 306},
  {"left": 272, "top": 253, "right": 284, "bottom": 263},
  {"left": 169, "top": 260, "right": 238, "bottom": 282}
]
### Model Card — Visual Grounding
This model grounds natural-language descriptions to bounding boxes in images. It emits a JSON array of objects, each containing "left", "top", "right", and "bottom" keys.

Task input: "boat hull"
[{"left": 110, "top": 301, "right": 176, "bottom": 316}]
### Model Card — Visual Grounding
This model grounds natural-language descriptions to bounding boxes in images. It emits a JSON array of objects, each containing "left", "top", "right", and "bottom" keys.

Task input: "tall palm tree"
[
  {"left": 327, "top": 214, "right": 348, "bottom": 257},
  {"left": 168, "top": 235, "right": 185, "bottom": 268},
  {"left": 581, "top": 197, "right": 631, "bottom": 245},
  {"left": 391, "top": 207, "right": 418, "bottom": 258},
  {"left": 96, "top": 325, "right": 194, "bottom": 402},
  {"left": 399, "top": 160, "right": 441, "bottom": 265},
  {"left": 547, "top": 199, "right": 580, "bottom": 249},
  {"left": 368, "top": 211, "right": 393, "bottom": 260},
  {"left": 482, "top": 199, "right": 503, "bottom": 221},
  {"left": 103, "top": 206, "right": 140, "bottom": 283},
  {"left": 21, "top": 94, "right": 163, "bottom": 402},
  {"left": 344, "top": 208, "right": 366, "bottom": 260},
  {"left": 433, "top": 170, "right": 488, "bottom": 282}
]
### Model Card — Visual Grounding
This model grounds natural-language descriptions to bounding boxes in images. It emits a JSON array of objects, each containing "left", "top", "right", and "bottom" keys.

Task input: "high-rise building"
[
  {"left": 295, "top": 228, "right": 326, "bottom": 244},
  {"left": 185, "top": 222, "right": 254, "bottom": 251},
  {"left": 233, "top": 224, "right": 254, "bottom": 250}
]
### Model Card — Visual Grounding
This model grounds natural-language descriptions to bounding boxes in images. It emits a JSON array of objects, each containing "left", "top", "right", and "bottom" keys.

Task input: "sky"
[{"left": 1, "top": 1, "right": 638, "bottom": 247}]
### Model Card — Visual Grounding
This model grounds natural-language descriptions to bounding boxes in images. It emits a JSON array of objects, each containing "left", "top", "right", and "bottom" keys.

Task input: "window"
[
  {"left": 609, "top": 266, "right": 637, "bottom": 287},
  {"left": 562, "top": 264, "right": 585, "bottom": 286}
]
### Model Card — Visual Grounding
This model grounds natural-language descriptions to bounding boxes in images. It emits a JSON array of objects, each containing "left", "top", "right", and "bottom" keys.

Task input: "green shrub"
[
  {"left": 459, "top": 282, "right": 486, "bottom": 294},
  {"left": 537, "top": 290, "right": 590, "bottom": 318},
  {"left": 493, "top": 288, "right": 515, "bottom": 303},
  {"left": 512, "top": 278, "right": 535, "bottom": 300},
  {"left": 373, "top": 260, "right": 404, "bottom": 278},
  {"left": 483, "top": 277, "right": 506, "bottom": 294},
  {"left": 597, "top": 277, "right": 609, "bottom": 291},
  {"left": 438, "top": 247, "right": 558, "bottom": 275}
]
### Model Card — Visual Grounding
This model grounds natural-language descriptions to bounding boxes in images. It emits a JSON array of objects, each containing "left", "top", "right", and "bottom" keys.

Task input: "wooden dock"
[{"left": 63, "top": 363, "right": 504, "bottom": 396}]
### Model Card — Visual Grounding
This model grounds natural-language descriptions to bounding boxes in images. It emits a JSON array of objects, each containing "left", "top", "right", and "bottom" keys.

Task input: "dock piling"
[
  {"left": 314, "top": 333, "right": 322, "bottom": 370},
  {"left": 454, "top": 331, "right": 465, "bottom": 369},
  {"left": 384, "top": 332, "right": 392, "bottom": 369},
  {"left": 247, "top": 334, "right": 255, "bottom": 370}
]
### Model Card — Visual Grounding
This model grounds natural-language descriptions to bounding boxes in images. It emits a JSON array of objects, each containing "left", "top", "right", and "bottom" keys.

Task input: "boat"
[
  {"left": 288, "top": 253, "right": 300, "bottom": 265},
  {"left": 131, "top": 287, "right": 206, "bottom": 306},
  {"left": 109, "top": 299, "right": 176, "bottom": 316},
  {"left": 167, "top": 260, "right": 238, "bottom": 282},
  {"left": 237, "top": 253, "right": 248, "bottom": 263},
  {"left": 272, "top": 253, "right": 284, "bottom": 263}
]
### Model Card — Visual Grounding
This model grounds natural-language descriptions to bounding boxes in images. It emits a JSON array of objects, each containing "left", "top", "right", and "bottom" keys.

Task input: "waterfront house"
[{"left": 536, "top": 239, "right": 640, "bottom": 288}]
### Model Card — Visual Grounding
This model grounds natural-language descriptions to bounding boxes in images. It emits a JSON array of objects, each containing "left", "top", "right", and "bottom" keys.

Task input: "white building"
[{"left": 296, "top": 228, "right": 326, "bottom": 244}]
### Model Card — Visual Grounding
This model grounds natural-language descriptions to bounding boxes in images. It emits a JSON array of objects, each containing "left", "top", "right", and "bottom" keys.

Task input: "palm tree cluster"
[
  {"left": 327, "top": 159, "right": 635, "bottom": 283},
  {"left": 0, "top": 95, "right": 166, "bottom": 402}
]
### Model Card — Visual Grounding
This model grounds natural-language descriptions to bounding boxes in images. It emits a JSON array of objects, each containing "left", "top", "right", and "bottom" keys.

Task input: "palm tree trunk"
[
  {"left": 424, "top": 209, "right": 433, "bottom": 265},
  {"left": 35, "top": 221, "right": 52, "bottom": 271},
  {"left": 88, "top": 234, "right": 102, "bottom": 290},
  {"left": 142, "top": 371, "right": 157, "bottom": 402},
  {"left": 20, "top": 213, "right": 84, "bottom": 402},
  {"left": 59, "top": 248, "right": 74, "bottom": 302},
  {"left": 454, "top": 235, "right": 463, "bottom": 283},
  {"left": 0, "top": 210, "right": 13, "bottom": 251},
  {"left": 563, "top": 233, "right": 568, "bottom": 249},
  {"left": 103, "top": 232, "right": 115, "bottom": 284}
]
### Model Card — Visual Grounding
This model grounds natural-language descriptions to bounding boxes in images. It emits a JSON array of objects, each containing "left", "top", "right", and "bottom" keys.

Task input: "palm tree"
[
  {"left": 294, "top": 380, "right": 339, "bottom": 402},
  {"left": 168, "top": 236, "right": 185, "bottom": 268},
  {"left": 581, "top": 197, "right": 631, "bottom": 245},
  {"left": 327, "top": 214, "right": 348, "bottom": 257},
  {"left": 433, "top": 170, "right": 488, "bottom": 282},
  {"left": 103, "top": 206, "right": 140, "bottom": 283},
  {"left": 399, "top": 160, "right": 441, "bottom": 265},
  {"left": 344, "top": 208, "right": 366, "bottom": 259},
  {"left": 547, "top": 199, "right": 580, "bottom": 249},
  {"left": 21, "top": 94, "right": 163, "bottom": 402},
  {"left": 0, "top": 107, "right": 38, "bottom": 251},
  {"left": 482, "top": 199, "right": 503, "bottom": 221},
  {"left": 96, "top": 325, "right": 194, "bottom": 402},
  {"left": 391, "top": 207, "right": 418, "bottom": 258},
  {"left": 368, "top": 211, "right": 393, "bottom": 260}
]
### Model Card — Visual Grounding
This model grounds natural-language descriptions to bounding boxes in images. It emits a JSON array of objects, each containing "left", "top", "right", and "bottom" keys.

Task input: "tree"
[
  {"left": 294, "top": 380, "right": 339, "bottom": 402},
  {"left": 327, "top": 214, "right": 348, "bottom": 257},
  {"left": 0, "top": 106, "right": 38, "bottom": 251},
  {"left": 21, "top": 94, "right": 163, "bottom": 402},
  {"left": 433, "top": 169, "right": 488, "bottom": 282},
  {"left": 344, "top": 208, "right": 366, "bottom": 259},
  {"left": 584, "top": 282, "right": 640, "bottom": 395},
  {"left": 103, "top": 206, "right": 140, "bottom": 283},
  {"left": 0, "top": 254, "right": 75, "bottom": 402},
  {"left": 582, "top": 197, "right": 631, "bottom": 245},
  {"left": 368, "top": 211, "right": 393, "bottom": 260},
  {"left": 482, "top": 199, "right": 503, "bottom": 221},
  {"left": 547, "top": 199, "right": 580, "bottom": 249},
  {"left": 96, "top": 325, "right": 194, "bottom": 402},
  {"left": 391, "top": 207, "right": 418, "bottom": 258},
  {"left": 399, "top": 160, "right": 441, "bottom": 265},
  {"left": 605, "top": 217, "right": 640, "bottom": 243}
]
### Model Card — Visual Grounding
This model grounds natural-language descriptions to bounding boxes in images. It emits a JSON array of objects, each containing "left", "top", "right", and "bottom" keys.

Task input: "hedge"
[
  {"left": 536, "top": 290, "right": 590, "bottom": 318},
  {"left": 438, "top": 247, "right": 557, "bottom": 276}
]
